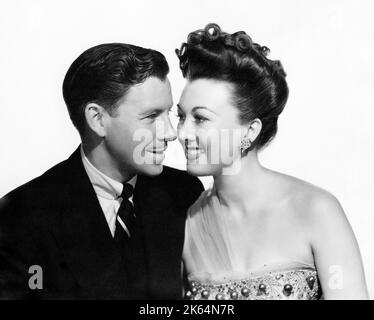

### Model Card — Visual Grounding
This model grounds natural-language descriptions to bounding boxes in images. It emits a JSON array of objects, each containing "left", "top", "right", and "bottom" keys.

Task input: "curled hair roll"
[
  {"left": 176, "top": 23, "right": 289, "bottom": 149},
  {"left": 204, "top": 23, "right": 221, "bottom": 40}
]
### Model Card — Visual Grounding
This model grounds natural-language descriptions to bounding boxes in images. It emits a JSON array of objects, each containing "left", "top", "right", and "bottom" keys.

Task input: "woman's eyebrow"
[
  {"left": 192, "top": 106, "right": 217, "bottom": 115},
  {"left": 177, "top": 104, "right": 217, "bottom": 115}
]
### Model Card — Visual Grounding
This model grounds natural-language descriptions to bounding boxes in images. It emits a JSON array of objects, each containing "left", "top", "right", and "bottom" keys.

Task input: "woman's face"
[{"left": 177, "top": 79, "right": 247, "bottom": 176}]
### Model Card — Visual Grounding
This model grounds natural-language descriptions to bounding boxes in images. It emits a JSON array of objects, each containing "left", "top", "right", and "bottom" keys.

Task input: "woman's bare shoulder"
[{"left": 271, "top": 171, "right": 344, "bottom": 222}]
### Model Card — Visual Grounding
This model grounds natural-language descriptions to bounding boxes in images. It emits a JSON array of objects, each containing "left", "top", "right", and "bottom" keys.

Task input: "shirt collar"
[{"left": 80, "top": 146, "right": 137, "bottom": 200}]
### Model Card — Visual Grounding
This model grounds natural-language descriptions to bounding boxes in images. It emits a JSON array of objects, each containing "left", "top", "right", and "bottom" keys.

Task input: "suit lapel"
[
  {"left": 135, "top": 174, "right": 184, "bottom": 299},
  {"left": 50, "top": 148, "right": 185, "bottom": 298},
  {"left": 51, "top": 147, "right": 125, "bottom": 296}
]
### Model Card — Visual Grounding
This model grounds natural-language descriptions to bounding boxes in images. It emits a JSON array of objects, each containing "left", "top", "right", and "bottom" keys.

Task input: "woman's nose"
[{"left": 177, "top": 120, "right": 197, "bottom": 145}]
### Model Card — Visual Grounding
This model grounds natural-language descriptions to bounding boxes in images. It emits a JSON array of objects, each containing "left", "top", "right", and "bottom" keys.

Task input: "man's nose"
[{"left": 159, "top": 116, "right": 177, "bottom": 142}]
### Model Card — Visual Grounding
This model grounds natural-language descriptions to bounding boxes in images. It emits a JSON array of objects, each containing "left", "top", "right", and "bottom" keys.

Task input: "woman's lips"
[{"left": 185, "top": 147, "right": 203, "bottom": 160}]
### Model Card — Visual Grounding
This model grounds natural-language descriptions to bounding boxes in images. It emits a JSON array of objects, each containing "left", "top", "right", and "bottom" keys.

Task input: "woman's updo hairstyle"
[{"left": 176, "top": 23, "right": 289, "bottom": 149}]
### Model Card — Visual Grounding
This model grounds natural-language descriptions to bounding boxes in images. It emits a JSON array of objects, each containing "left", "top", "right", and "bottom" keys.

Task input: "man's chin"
[{"left": 138, "top": 163, "right": 164, "bottom": 176}]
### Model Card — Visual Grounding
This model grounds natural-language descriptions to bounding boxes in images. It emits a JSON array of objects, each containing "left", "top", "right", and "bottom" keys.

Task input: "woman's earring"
[{"left": 240, "top": 137, "right": 252, "bottom": 155}]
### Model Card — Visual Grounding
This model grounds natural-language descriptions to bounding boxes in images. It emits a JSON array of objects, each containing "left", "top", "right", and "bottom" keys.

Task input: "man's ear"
[
  {"left": 244, "top": 118, "right": 262, "bottom": 142},
  {"left": 84, "top": 103, "right": 107, "bottom": 137}
]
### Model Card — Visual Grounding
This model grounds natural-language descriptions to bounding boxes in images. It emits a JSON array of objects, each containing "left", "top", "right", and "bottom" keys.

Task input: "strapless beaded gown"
[{"left": 183, "top": 188, "right": 323, "bottom": 300}]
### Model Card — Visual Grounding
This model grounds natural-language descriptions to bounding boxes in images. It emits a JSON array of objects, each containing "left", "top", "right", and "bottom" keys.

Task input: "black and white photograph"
[{"left": 0, "top": 0, "right": 373, "bottom": 302}]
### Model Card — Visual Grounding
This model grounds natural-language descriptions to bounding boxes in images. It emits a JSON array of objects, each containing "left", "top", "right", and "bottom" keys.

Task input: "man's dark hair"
[{"left": 63, "top": 43, "right": 169, "bottom": 135}]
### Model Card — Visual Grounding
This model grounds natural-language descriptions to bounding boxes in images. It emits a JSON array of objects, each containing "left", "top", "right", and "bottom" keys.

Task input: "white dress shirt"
[{"left": 80, "top": 147, "right": 137, "bottom": 237}]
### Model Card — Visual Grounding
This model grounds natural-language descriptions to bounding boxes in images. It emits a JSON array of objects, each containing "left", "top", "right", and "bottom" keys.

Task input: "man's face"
[{"left": 104, "top": 76, "right": 176, "bottom": 177}]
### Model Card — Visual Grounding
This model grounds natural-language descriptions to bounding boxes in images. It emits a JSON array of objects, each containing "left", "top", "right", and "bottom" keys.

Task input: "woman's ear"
[
  {"left": 245, "top": 118, "right": 262, "bottom": 142},
  {"left": 84, "top": 103, "right": 107, "bottom": 137}
]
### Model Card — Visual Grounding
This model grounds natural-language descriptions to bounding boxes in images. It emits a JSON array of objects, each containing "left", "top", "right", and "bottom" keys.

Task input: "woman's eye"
[
  {"left": 176, "top": 113, "right": 185, "bottom": 121},
  {"left": 194, "top": 115, "right": 208, "bottom": 123}
]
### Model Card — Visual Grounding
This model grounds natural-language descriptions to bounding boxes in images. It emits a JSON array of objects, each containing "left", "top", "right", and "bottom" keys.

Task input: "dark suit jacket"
[{"left": 0, "top": 147, "right": 204, "bottom": 299}]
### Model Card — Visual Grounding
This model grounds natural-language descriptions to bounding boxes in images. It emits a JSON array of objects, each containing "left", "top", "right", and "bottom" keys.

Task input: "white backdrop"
[{"left": 0, "top": 0, "right": 373, "bottom": 298}]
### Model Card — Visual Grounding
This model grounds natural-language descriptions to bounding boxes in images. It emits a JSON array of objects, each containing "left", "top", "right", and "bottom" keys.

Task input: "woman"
[{"left": 175, "top": 23, "right": 368, "bottom": 300}]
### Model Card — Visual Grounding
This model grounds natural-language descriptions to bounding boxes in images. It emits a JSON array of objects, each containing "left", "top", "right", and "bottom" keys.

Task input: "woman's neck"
[{"left": 213, "top": 151, "right": 271, "bottom": 213}]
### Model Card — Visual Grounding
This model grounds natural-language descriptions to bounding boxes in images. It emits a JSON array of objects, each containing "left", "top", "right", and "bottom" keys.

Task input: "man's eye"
[{"left": 147, "top": 113, "right": 159, "bottom": 119}]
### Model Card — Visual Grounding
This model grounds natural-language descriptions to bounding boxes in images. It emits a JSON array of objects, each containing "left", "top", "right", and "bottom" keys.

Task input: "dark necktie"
[
  {"left": 114, "top": 183, "right": 135, "bottom": 242},
  {"left": 114, "top": 182, "right": 147, "bottom": 298}
]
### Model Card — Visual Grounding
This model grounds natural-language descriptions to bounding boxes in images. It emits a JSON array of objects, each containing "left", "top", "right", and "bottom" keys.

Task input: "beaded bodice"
[
  {"left": 183, "top": 188, "right": 323, "bottom": 300},
  {"left": 185, "top": 267, "right": 322, "bottom": 300}
]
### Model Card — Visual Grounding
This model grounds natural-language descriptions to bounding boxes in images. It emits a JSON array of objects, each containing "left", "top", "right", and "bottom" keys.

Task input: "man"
[{"left": 0, "top": 43, "right": 204, "bottom": 299}]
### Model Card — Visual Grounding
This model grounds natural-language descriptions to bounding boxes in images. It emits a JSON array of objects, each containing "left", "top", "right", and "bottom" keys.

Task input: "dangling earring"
[{"left": 240, "top": 137, "right": 252, "bottom": 155}]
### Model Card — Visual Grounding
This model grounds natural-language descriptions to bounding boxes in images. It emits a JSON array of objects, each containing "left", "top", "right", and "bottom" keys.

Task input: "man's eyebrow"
[
  {"left": 139, "top": 106, "right": 172, "bottom": 116},
  {"left": 139, "top": 109, "right": 162, "bottom": 116}
]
